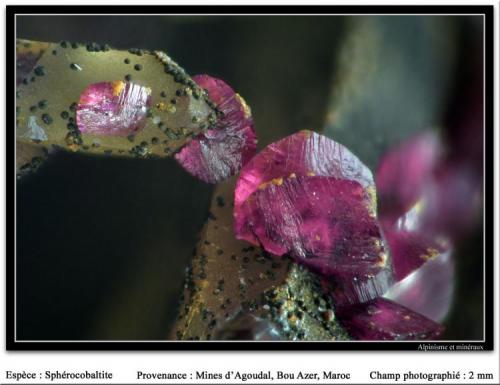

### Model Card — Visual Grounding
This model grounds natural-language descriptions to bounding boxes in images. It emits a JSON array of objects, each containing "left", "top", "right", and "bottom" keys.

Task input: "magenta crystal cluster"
[
  {"left": 175, "top": 74, "right": 257, "bottom": 183},
  {"left": 233, "top": 130, "right": 449, "bottom": 340},
  {"left": 234, "top": 130, "right": 392, "bottom": 306},
  {"left": 373, "top": 130, "right": 481, "bottom": 325},
  {"left": 76, "top": 81, "right": 152, "bottom": 136}
]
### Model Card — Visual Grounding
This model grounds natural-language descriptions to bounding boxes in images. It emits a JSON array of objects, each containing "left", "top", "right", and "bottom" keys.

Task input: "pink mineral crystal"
[
  {"left": 322, "top": 268, "right": 393, "bottom": 307},
  {"left": 376, "top": 132, "right": 441, "bottom": 226},
  {"left": 335, "top": 297, "right": 445, "bottom": 340},
  {"left": 384, "top": 249, "right": 454, "bottom": 322},
  {"left": 419, "top": 164, "right": 482, "bottom": 239},
  {"left": 384, "top": 230, "right": 448, "bottom": 282},
  {"left": 234, "top": 131, "right": 392, "bottom": 305},
  {"left": 235, "top": 130, "right": 375, "bottom": 245},
  {"left": 76, "top": 81, "right": 152, "bottom": 136},
  {"left": 375, "top": 132, "right": 458, "bottom": 324},
  {"left": 237, "top": 176, "right": 382, "bottom": 263},
  {"left": 175, "top": 74, "right": 257, "bottom": 183}
]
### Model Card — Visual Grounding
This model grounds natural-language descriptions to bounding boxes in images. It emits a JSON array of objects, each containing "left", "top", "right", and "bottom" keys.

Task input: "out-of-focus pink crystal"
[
  {"left": 384, "top": 249, "right": 454, "bottom": 322},
  {"left": 175, "top": 74, "right": 257, "bottom": 183},
  {"left": 385, "top": 230, "right": 448, "bottom": 282},
  {"left": 375, "top": 133, "right": 458, "bottom": 323},
  {"left": 376, "top": 132, "right": 441, "bottom": 225},
  {"left": 420, "top": 164, "right": 482, "bottom": 240},
  {"left": 335, "top": 297, "right": 444, "bottom": 340},
  {"left": 76, "top": 81, "right": 152, "bottom": 136},
  {"left": 382, "top": 206, "right": 455, "bottom": 322}
]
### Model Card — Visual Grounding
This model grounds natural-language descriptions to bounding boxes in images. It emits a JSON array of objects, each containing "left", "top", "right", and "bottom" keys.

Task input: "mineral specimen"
[
  {"left": 175, "top": 74, "right": 257, "bottom": 183},
  {"left": 76, "top": 81, "right": 152, "bottom": 136},
  {"left": 234, "top": 131, "right": 392, "bottom": 305}
]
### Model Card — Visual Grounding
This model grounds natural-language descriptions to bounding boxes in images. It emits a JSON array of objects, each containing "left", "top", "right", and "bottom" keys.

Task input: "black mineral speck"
[
  {"left": 60, "top": 111, "right": 69, "bottom": 119},
  {"left": 52, "top": 50, "right": 57, "bottom": 55},
  {"left": 124, "top": 74, "right": 132, "bottom": 81},
  {"left": 134, "top": 64, "right": 143, "bottom": 71},
  {"left": 65, "top": 131, "right": 83, "bottom": 147},
  {"left": 37, "top": 100, "right": 48, "bottom": 109},
  {"left": 29, "top": 106, "right": 37, "bottom": 112},
  {"left": 151, "top": 137, "right": 159, "bottom": 145},
  {"left": 69, "top": 102, "right": 78, "bottom": 112},
  {"left": 160, "top": 91, "right": 167, "bottom": 98},
  {"left": 60, "top": 41, "right": 68, "bottom": 48},
  {"left": 86, "top": 42, "right": 99, "bottom": 52},
  {"left": 71, "top": 42, "right": 79, "bottom": 49},
  {"left": 124, "top": 58, "right": 130, "bottom": 64},
  {"left": 70, "top": 63, "right": 80, "bottom": 70},
  {"left": 216, "top": 196, "right": 225, "bottom": 207},
  {"left": 41, "top": 114, "right": 53, "bottom": 125},
  {"left": 33, "top": 65, "right": 45, "bottom": 76},
  {"left": 128, "top": 48, "right": 143, "bottom": 56}
]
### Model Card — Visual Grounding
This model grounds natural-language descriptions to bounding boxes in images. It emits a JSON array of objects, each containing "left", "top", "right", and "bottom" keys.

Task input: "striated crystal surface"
[
  {"left": 234, "top": 131, "right": 391, "bottom": 305},
  {"left": 376, "top": 132, "right": 441, "bottom": 225},
  {"left": 76, "top": 81, "right": 152, "bottom": 136},
  {"left": 175, "top": 74, "right": 257, "bottom": 183},
  {"left": 335, "top": 297, "right": 444, "bottom": 340},
  {"left": 235, "top": 130, "right": 375, "bottom": 245},
  {"left": 236, "top": 173, "right": 391, "bottom": 305},
  {"left": 237, "top": 176, "right": 382, "bottom": 263},
  {"left": 321, "top": 268, "right": 393, "bottom": 307}
]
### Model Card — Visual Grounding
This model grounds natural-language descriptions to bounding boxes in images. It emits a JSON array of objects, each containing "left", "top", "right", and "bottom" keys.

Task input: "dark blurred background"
[{"left": 16, "top": 15, "right": 484, "bottom": 340}]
